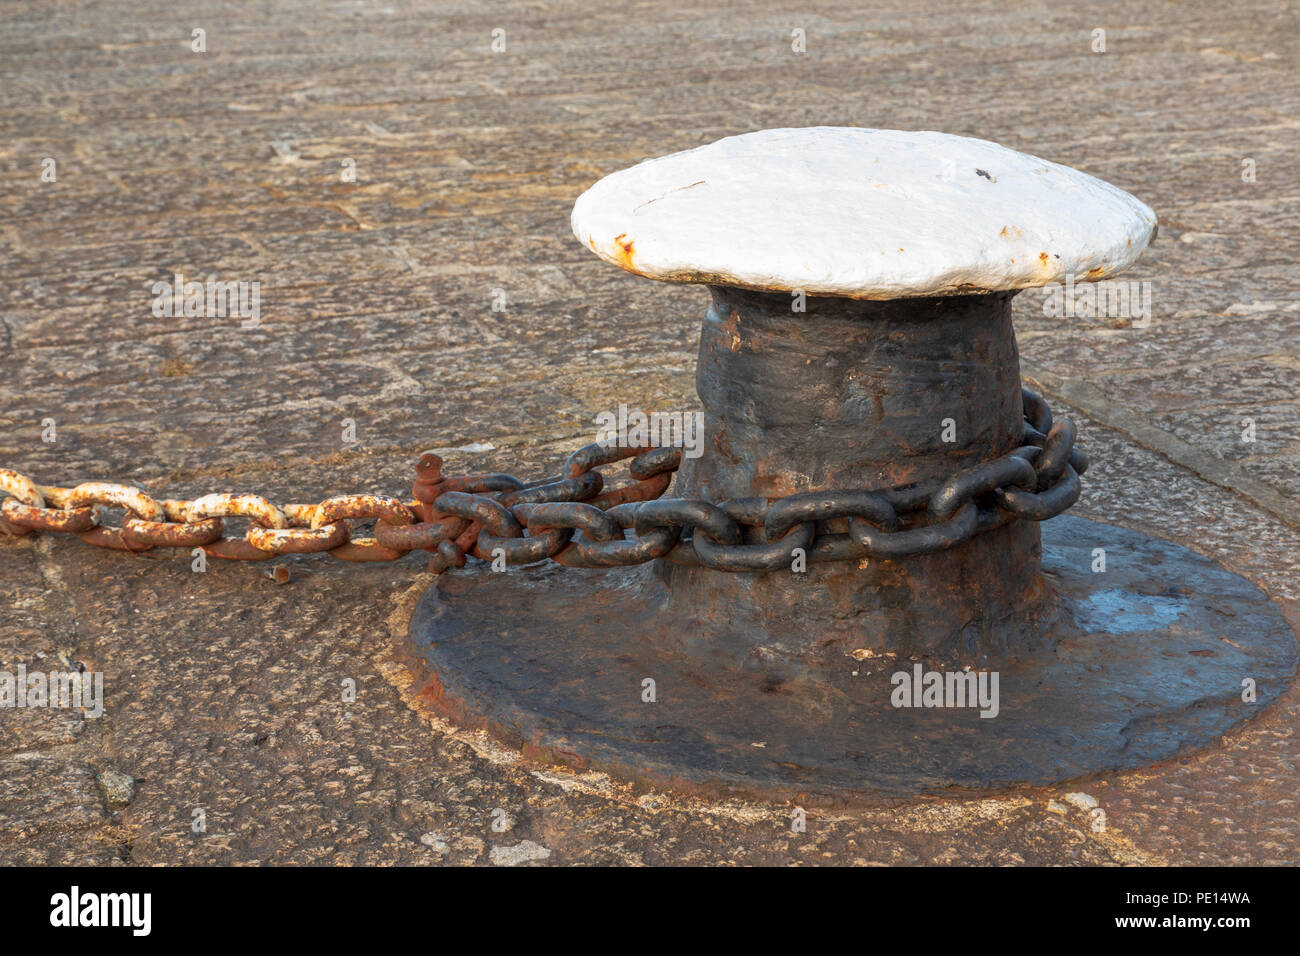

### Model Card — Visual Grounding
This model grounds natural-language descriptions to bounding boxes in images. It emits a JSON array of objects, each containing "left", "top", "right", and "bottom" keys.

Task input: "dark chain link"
[
  {"left": 1, "top": 388, "right": 1086, "bottom": 575},
  {"left": 424, "top": 387, "right": 1086, "bottom": 571}
]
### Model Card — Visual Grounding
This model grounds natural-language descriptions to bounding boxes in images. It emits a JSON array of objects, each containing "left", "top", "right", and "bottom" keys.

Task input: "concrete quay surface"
[{"left": 0, "top": 0, "right": 1297, "bottom": 864}]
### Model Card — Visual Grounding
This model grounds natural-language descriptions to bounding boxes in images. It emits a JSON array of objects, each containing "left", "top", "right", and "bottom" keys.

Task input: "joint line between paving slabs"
[{"left": 1022, "top": 361, "right": 1300, "bottom": 533}]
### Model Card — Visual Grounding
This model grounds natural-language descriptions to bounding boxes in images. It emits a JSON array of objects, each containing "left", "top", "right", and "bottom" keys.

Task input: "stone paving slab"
[{"left": 1, "top": 0, "right": 1297, "bottom": 865}]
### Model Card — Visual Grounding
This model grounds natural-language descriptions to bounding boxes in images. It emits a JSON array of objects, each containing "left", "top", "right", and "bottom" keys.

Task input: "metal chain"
[{"left": 0, "top": 388, "right": 1086, "bottom": 575}]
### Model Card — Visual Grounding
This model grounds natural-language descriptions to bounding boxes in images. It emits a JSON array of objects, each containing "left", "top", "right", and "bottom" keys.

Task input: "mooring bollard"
[
  {"left": 406, "top": 128, "right": 1297, "bottom": 800},
  {"left": 7, "top": 126, "right": 1285, "bottom": 804}
]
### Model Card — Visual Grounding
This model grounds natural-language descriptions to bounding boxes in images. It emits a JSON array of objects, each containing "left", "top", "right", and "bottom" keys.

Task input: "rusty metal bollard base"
[{"left": 404, "top": 513, "right": 1298, "bottom": 802}]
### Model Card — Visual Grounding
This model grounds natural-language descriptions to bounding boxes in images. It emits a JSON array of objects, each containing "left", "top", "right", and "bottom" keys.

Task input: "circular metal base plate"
[{"left": 404, "top": 515, "right": 1298, "bottom": 802}]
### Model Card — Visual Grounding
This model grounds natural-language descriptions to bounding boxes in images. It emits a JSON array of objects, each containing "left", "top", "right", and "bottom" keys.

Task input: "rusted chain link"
[{"left": 0, "top": 388, "right": 1086, "bottom": 575}]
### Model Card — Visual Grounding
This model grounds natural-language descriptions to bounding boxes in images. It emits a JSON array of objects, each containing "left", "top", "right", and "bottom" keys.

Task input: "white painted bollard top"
[{"left": 572, "top": 127, "right": 1157, "bottom": 300}]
